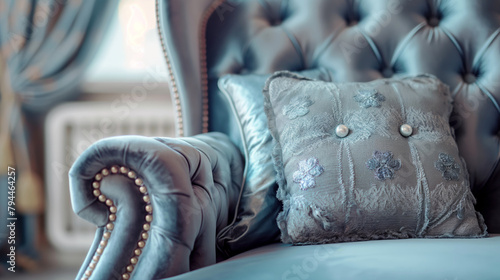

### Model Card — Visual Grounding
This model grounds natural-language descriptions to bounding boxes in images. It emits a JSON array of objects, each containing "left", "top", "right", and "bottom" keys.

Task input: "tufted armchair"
[{"left": 70, "top": 0, "right": 500, "bottom": 279}]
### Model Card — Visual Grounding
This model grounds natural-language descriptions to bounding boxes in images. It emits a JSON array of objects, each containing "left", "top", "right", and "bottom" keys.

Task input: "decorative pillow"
[
  {"left": 263, "top": 71, "right": 488, "bottom": 244},
  {"left": 216, "top": 69, "right": 332, "bottom": 254}
]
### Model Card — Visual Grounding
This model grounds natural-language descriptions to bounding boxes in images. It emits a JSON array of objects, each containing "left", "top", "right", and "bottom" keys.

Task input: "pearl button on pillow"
[
  {"left": 400, "top": 124, "right": 413, "bottom": 137},
  {"left": 335, "top": 124, "right": 349, "bottom": 138}
]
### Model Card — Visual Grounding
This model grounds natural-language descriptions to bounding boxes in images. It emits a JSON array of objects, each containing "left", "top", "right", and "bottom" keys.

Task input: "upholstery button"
[
  {"left": 382, "top": 68, "right": 394, "bottom": 78},
  {"left": 400, "top": 124, "right": 413, "bottom": 137},
  {"left": 428, "top": 17, "right": 439, "bottom": 27},
  {"left": 335, "top": 124, "right": 349, "bottom": 138},
  {"left": 464, "top": 73, "right": 476, "bottom": 84}
]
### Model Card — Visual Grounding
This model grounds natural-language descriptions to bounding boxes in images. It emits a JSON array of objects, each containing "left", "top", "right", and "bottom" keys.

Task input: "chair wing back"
[{"left": 157, "top": 0, "right": 500, "bottom": 232}]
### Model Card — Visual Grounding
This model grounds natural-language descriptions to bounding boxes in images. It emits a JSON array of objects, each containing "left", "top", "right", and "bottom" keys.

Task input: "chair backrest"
[{"left": 158, "top": 0, "right": 500, "bottom": 232}]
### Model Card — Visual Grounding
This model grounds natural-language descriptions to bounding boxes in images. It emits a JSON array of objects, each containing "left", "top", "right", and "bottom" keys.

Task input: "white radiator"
[{"left": 45, "top": 101, "right": 174, "bottom": 251}]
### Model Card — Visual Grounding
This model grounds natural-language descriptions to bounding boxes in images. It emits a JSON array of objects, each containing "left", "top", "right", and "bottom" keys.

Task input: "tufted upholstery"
[
  {"left": 69, "top": 1, "right": 500, "bottom": 279},
  {"left": 159, "top": 0, "right": 500, "bottom": 232},
  {"left": 70, "top": 133, "right": 244, "bottom": 279}
]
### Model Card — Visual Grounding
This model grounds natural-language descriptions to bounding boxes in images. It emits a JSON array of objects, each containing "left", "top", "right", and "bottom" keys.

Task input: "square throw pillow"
[
  {"left": 216, "top": 69, "right": 333, "bottom": 254},
  {"left": 263, "top": 71, "right": 487, "bottom": 244}
]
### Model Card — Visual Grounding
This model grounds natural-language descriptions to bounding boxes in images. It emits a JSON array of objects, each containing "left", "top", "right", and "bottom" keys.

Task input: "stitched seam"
[
  {"left": 281, "top": 25, "right": 306, "bottom": 69},
  {"left": 357, "top": 26, "right": 384, "bottom": 67},
  {"left": 472, "top": 27, "right": 500, "bottom": 71},
  {"left": 390, "top": 22, "right": 426, "bottom": 67}
]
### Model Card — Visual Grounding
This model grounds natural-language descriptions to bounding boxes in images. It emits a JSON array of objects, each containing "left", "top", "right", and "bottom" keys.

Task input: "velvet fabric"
[{"left": 70, "top": 133, "right": 244, "bottom": 279}]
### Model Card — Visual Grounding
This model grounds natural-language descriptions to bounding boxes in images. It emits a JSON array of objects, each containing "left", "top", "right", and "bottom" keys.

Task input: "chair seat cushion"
[
  {"left": 263, "top": 71, "right": 487, "bottom": 244},
  {"left": 167, "top": 236, "right": 500, "bottom": 280}
]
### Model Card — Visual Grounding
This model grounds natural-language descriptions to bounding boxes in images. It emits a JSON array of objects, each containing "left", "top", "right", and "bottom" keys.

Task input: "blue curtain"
[{"left": 0, "top": 0, "right": 117, "bottom": 264}]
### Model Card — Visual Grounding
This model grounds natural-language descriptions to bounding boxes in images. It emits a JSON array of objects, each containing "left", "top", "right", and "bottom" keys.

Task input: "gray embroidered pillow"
[{"left": 263, "top": 71, "right": 487, "bottom": 244}]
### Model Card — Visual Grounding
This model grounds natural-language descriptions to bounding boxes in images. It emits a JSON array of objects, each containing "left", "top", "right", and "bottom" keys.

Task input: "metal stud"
[
  {"left": 106, "top": 223, "right": 114, "bottom": 231},
  {"left": 120, "top": 167, "right": 129, "bottom": 174},
  {"left": 110, "top": 166, "right": 119, "bottom": 174},
  {"left": 103, "top": 232, "right": 111, "bottom": 240},
  {"left": 94, "top": 174, "right": 103, "bottom": 181},
  {"left": 135, "top": 178, "right": 143, "bottom": 186},
  {"left": 128, "top": 171, "right": 136, "bottom": 179},
  {"left": 145, "top": 215, "right": 152, "bottom": 222},
  {"left": 92, "top": 181, "right": 100, "bottom": 189},
  {"left": 101, "top": 169, "right": 110, "bottom": 176},
  {"left": 109, "top": 214, "right": 116, "bottom": 221}
]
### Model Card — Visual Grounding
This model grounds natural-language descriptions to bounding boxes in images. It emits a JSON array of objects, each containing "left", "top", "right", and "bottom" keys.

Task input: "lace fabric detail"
[
  {"left": 279, "top": 101, "right": 451, "bottom": 154},
  {"left": 279, "top": 108, "right": 454, "bottom": 180},
  {"left": 354, "top": 89, "right": 386, "bottom": 108},
  {"left": 280, "top": 107, "right": 401, "bottom": 156},
  {"left": 280, "top": 112, "right": 335, "bottom": 156},
  {"left": 435, "top": 153, "right": 461, "bottom": 181},
  {"left": 428, "top": 181, "right": 470, "bottom": 227},
  {"left": 292, "top": 158, "right": 324, "bottom": 190},
  {"left": 282, "top": 95, "right": 314, "bottom": 119},
  {"left": 409, "top": 142, "right": 431, "bottom": 235},
  {"left": 406, "top": 107, "right": 452, "bottom": 142},
  {"left": 366, "top": 151, "right": 402, "bottom": 181},
  {"left": 343, "top": 107, "right": 402, "bottom": 142},
  {"left": 282, "top": 178, "right": 478, "bottom": 244}
]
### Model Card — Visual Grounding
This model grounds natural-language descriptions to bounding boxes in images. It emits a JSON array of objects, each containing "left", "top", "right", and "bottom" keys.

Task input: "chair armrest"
[{"left": 69, "top": 132, "right": 244, "bottom": 279}]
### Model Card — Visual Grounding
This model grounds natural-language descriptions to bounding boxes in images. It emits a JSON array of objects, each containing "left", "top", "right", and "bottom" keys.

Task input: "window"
[{"left": 83, "top": 0, "right": 169, "bottom": 87}]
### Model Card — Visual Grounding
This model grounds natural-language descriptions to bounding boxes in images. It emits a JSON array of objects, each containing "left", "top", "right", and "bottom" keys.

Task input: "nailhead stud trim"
[{"left": 84, "top": 166, "right": 153, "bottom": 280}]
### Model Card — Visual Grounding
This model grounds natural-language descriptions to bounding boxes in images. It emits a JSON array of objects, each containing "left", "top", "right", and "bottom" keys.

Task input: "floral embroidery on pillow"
[
  {"left": 293, "top": 157, "right": 324, "bottom": 190},
  {"left": 435, "top": 153, "right": 460, "bottom": 181},
  {"left": 354, "top": 89, "right": 386, "bottom": 108},
  {"left": 366, "top": 151, "right": 401, "bottom": 181},
  {"left": 282, "top": 95, "right": 314, "bottom": 119}
]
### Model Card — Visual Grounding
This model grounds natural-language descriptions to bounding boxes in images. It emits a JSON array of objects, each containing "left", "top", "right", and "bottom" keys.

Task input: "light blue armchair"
[{"left": 70, "top": 1, "right": 500, "bottom": 279}]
